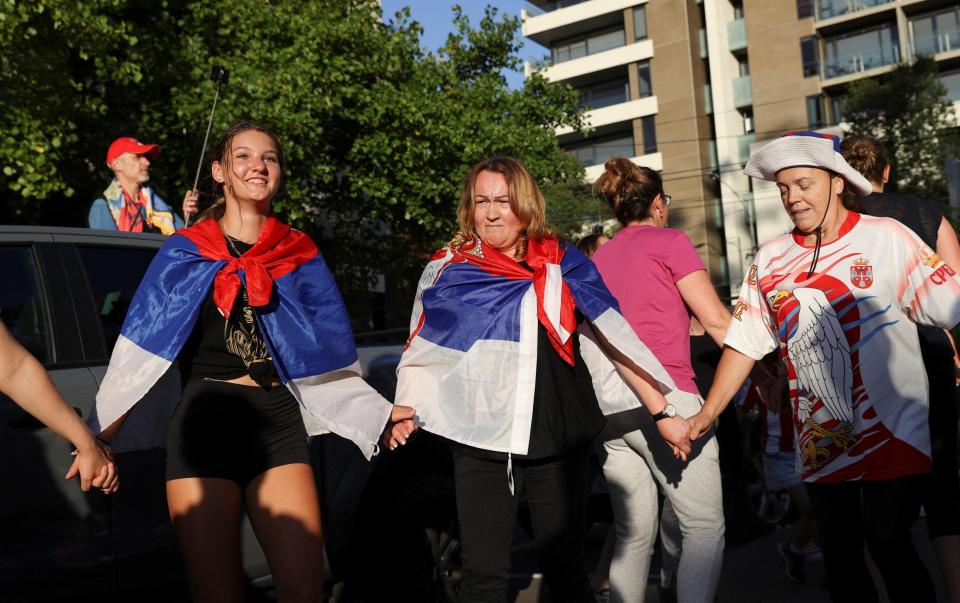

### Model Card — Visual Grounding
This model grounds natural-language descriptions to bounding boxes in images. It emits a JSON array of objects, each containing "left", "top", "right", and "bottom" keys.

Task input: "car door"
[
  {"left": 55, "top": 232, "right": 186, "bottom": 594},
  {"left": 0, "top": 232, "right": 115, "bottom": 600}
]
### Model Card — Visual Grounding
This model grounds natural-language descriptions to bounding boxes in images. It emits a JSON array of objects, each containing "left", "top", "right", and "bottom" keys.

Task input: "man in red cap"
[{"left": 88, "top": 137, "right": 198, "bottom": 234}]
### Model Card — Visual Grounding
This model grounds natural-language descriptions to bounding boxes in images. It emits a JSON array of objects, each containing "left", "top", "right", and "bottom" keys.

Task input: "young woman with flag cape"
[
  {"left": 395, "top": 157, "right": 692, "bottom": 602},
  {"left": 87, "top": 122, "right": 416, "bottom": 601}
]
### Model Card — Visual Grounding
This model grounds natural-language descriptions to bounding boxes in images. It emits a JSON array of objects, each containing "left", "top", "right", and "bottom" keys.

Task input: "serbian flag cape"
[
  {"left": 88, "top": 216, "right": 392, "bottom": 459},
  {"left": 395, "top": 236, "right": 677, "bottom": 455}
]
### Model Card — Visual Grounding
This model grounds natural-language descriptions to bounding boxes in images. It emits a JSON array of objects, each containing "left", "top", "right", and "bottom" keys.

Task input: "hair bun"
[{"left": 603, "top": 156, "right": 635, "bottom": 178}]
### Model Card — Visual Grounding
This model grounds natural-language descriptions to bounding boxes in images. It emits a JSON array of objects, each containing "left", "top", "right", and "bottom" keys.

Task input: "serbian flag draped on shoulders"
[
  {"left": 395, "top": 235, "right": 678, "bottom": 455},
  {"left": 88, "top": 215, "right": 392, "bottom": 459}
]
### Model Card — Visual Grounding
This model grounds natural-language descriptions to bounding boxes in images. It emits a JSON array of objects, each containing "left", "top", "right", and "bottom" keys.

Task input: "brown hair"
[
  {"left": 195, "top": 121, "right": 286, "bottom": 224},
  {"left": 576, "top": 232, "right": 607, "bottom": 257},
  {"left": 593, "top": 156, "right": 663, "bottom": 226},
  {"left": 456, "top": 156, "right": 552, "bottom": 259},
  {"left": 840, "top": 134, "right": 889, "bottom": 187}
]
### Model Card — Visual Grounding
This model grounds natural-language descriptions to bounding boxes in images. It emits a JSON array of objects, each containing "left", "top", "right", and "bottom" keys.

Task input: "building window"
[
  {"left": 642, "top": 116, "right": 657, "bottom": 154},
  {"left": 800, "top": 36, "right": 819, "bottom": 77},
  {"left": 579, "top": 78, "right": 630, "bottom": 109},
  {"left": 565, "top": 132, "right": 635, "bottom": 166},
  {"left": 552, "top": 27, "right": 625, "bottom": 64},
  {"left": 797, "top": 0, "right": 814, "bottom": 19},
  {"left": 822, "top": 25, "right": 899, "bottom": 79},
  {"left": 634, "top": 5, "right": 648, "bottom": 41},
  {"left": 637, "top": 61, "right": 652, "bottom": 98},
  {"left": 939, "top": 69, "right": 960, "bottom": 101},
  {"left": 806, "top": 95, "right": 826, "bottom": 128},
  {"left": 911, "top": 7, "right": 960, "bottom": 57},
  {"left": 738, "top": 56, "right": 750, "bottom": 76},
  {"left": 829, "top": 95, "right": 845, "bottom": 124},
  {"left": 741, "top": 109, "right": 754, "bottom": 133}
]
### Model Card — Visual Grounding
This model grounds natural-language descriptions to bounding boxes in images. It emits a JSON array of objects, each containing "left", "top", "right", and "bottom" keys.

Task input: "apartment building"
[
  {"left": 522, "top": 0, "right": 731, "bottom": 296},
  {"left": 523, "top": 0, "right": 960, "bottom": 297}
]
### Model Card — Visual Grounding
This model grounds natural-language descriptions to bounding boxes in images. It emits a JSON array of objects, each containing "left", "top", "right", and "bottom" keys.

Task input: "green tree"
[
  {"left": 541, "top": 181, "right": 612, "bottom": 241},
  {"left": 842, "top": 57, "right": 960, "bottom": 202},
  {"left": 1, "top": 1, "right": 588, "bottom": 327}
]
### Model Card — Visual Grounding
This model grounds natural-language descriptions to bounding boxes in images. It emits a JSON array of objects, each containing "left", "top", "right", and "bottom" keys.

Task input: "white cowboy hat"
[{"left": 745, "top": 130, "right": 872, "bottom": 196}]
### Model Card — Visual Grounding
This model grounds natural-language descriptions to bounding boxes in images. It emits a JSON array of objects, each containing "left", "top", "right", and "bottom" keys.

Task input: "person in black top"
[
  {"left": 96, "top": 122, "right": 417, "bottom": 603},
  {"left": 841, "top": 134, "right": 960, "bottom": 603},
  {"left": 395, "top": 157, "right": 691, "bottom": 603}
]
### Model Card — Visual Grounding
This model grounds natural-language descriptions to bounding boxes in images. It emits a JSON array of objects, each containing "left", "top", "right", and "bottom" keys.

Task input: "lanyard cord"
[{"left": 806, "top": 178, "right": 834, "bottom": 279}]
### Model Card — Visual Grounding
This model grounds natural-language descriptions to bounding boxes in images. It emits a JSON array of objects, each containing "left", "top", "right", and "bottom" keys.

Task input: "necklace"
[{"left": 217, "top": 219, "right": 246, "bottom": 257}]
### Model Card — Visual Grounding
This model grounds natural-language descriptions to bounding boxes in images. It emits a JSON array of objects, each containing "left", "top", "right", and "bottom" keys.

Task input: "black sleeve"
[{"left": 916, "top": 197, "right": 945, "bottom": 248}]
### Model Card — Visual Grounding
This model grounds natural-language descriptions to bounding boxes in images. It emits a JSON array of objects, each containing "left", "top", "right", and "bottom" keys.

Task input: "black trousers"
[
  {"left": 452, "top": 447, "right": 594, "bottom": 603},
  {"left": 806, "top": 475, "right": 934, "bottom": 603},
  {"left": 921, "top": 344, "right": 960, "bottom": 539}
]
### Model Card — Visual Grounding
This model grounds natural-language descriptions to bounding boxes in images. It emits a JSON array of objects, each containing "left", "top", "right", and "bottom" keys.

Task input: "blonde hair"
[{"left": 456, "top": 157, "right": 553, "bottom": 258}]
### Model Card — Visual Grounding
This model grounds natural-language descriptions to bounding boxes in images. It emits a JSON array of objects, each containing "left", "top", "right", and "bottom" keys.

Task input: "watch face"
[{"left": 665, "top": 403, "right": 676, "bottom": 417}]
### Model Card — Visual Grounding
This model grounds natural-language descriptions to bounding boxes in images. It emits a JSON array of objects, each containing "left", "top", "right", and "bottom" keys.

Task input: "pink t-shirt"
[{"left": 592, "top": 225, "right": 705, "bottom": 394}]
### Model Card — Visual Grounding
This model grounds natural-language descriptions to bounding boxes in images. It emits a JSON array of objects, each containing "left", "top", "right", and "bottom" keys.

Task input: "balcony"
[
  {"left": 815, "top": 0, "right": 893, "bottom": 22},
  {"left": 912, "top": 30, "right": 960, "bottom": 57},
  {"left": 537, "top": 39, "right": 654, "bottom": 82},
  {"left": 738, "top": 133, "right": 756, "bottom": 164},
  {"left": 733, "top": 75, "right": 752, "bottom": 109},
  {"left": 728, "top": 18, "right": 747, "bottom": 53},
  {"left": 523, "top": 0, "right": 646, "bottom": 44},
  {"left": 557, "top": 96, "right": 658, "bottom": 135},
  {"left": 821, "top": 44, "right": 899, "bottom": 79},
  {"left": 525, "top": 0, "right": 591, "bottom": 15}
]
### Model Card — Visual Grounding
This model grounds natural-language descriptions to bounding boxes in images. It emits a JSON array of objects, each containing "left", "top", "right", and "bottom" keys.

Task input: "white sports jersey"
[{"left": 725, "top": 212, "right": 960, "bottom": 483}]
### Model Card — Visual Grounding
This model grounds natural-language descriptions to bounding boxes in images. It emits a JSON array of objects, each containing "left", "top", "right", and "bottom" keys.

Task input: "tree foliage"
[
  {"left": 1, "top": 0, "right": 589, "bottom": 323},
  {"left": 843, "top": 57, "right": 960, "bottom": 202}
]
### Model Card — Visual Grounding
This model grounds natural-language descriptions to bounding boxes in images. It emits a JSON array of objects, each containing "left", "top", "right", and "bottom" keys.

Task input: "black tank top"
[{"left": 178, "top": 237, "right": 279, "bottom": 388}]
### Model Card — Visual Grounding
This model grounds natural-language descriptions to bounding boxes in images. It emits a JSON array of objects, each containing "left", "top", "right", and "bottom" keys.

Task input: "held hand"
[
  {"left": 182, "top": 189, "right": 199, "bottom": 218},
  {"left": 686, "top": 410, "right": 715, "bottom": 442},
  {"left": 66, "top": 440, "right": 118, "bottom": 494},
  {"left": 382, "top": 405, "right": 418, "bottom": 451},
  {"left": 656, "top": 415, "right": 692, "bottom": 461}
]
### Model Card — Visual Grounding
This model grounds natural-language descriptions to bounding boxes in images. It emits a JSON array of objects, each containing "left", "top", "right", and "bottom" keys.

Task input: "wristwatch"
[{"left": 651, "top": 403, "right": 677, "bottom": 422}]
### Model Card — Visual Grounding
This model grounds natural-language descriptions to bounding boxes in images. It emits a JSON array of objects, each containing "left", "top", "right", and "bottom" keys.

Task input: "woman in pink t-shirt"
[{"left": 591, "top": 157, "right": 743, "bottom": 603}]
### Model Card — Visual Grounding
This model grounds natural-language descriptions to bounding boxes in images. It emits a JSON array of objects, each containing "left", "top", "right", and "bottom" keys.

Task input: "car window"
[
  {"left": 0, "top": 246, "right": 51, "bottom": 363},
  {"left": 77, "top": 246, "right": 158, "bottom": 354}
]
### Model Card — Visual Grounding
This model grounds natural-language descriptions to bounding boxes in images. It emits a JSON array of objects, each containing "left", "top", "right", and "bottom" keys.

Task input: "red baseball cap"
[{"left": 106, "top": 137, "right": 160, "bottom": 165}]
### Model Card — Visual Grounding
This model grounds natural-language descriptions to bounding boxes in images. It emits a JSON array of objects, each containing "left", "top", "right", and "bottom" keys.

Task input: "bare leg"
[
  {"left": 166, "top": 477, "right": 244, "bottom": 603},
  {"left": 245, "top": 463, "right": 324, "bottom": 603}
]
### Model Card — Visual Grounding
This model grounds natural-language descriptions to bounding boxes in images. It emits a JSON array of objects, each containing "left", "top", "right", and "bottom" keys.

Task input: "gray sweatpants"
[{"left": 599, "top": 389, "right": 725, "bottom": 603}]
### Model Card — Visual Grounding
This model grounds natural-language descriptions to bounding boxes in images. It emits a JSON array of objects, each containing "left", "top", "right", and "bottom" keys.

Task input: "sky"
[{"left": 379, "top": 0, "right": 547, "bottom": 89}]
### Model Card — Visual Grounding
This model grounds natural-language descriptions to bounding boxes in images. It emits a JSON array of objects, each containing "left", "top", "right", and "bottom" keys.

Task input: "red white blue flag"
[
  {"left": 89, "top": 217, "right": 392, "bottom": 458},
  {"left": 396, "top": 236, "right": 676, "bottom": 455}
]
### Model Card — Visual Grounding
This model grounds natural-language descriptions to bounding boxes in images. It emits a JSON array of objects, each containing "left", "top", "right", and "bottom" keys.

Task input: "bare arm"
[
  {"left": 0, "top": 323, "right": 117, "bottom": 492},
  {"left": 677, "top": 269, "right": 775, "bottom": 389},
  {"left": 937, "top": 217, "right": 960, "bottom": 273},
  {"left": 676, "top": 269, "right": 731, "bottom": 348},
  {"left": 688, "top": 345, "right": 758, "bottom": 440},
  {"left": 589, "top": 324, "right": 692, "bottom": 458}
]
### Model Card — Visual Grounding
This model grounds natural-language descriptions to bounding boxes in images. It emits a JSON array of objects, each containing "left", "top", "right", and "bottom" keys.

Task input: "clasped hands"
[
  {"left": 66, "top": 438, "right": 119, "bottom": 495},
  {"left": 381, "top": 405, "right": 419, "bottom": 452},
  {"left": 657, "top": 408, "right": 717, "bottom": 463}
]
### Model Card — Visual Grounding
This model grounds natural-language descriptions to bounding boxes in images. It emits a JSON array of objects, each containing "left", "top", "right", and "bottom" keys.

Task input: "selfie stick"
[{"left": 185, "top": 65, "right": 229, "bottom": 227}]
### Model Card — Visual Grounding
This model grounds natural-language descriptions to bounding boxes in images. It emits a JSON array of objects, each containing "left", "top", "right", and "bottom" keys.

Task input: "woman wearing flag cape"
[
  {"left": 395, "top": 156, "right": 692, "bottom": 602},
  {"left": 88, "top": 122, "right": 416, "bottom": 602}
]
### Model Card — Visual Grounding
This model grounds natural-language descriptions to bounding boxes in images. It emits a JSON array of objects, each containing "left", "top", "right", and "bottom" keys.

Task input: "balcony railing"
[
  {"left": 733, "top": 75, "right": 752, "bottom": 109},
  {"left": 822, "top": 44, "right": 899, "bottom": 78},
  {"left": 728, "top": 19, "right": 747, "bottom": 53},
  {"left": 816, "top": 0, "right": 893, "bottom": 21},
  {"left": 912, "top": 30, "right": 960, "bottom": 57}
]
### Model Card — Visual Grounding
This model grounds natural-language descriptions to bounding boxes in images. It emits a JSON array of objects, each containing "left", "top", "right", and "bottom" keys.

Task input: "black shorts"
[{"left": 166, "top": 378, "right": 311, "bottom": 487}]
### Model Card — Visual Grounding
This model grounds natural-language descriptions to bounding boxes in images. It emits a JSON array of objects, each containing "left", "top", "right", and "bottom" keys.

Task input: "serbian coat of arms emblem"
[{"left": 851, "top": 257, "right": 873, "bottom": 288}]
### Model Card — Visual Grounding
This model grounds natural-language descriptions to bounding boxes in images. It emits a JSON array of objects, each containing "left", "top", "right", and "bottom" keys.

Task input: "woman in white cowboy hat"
[{"left": 686, "top": 130, "right": 960, "bottom": 602}]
